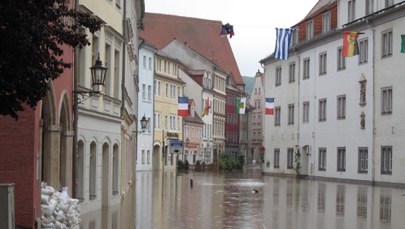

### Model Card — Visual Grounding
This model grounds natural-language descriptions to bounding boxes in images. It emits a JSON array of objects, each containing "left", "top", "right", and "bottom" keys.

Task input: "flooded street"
[{"left": 136, "top": 167, "right": 405, "bottom": 229}]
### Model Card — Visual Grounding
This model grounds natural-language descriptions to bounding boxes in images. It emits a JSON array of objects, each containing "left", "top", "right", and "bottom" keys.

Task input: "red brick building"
[{"left": 0, "top": 41, "right": 74, "bottom": 228}]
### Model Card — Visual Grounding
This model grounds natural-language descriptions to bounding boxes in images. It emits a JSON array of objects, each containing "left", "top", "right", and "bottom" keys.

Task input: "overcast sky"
[{"left": 145, "top": 0, "right": 319, "bottom": 77}]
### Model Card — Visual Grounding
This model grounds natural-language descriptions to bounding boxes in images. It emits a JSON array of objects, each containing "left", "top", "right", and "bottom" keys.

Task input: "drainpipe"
[
  {"left": 367, "top": 19, "right": 376, "bottom": 185},
  {"left": 72, "top": 0, "right": 80, "bottom": 198}
]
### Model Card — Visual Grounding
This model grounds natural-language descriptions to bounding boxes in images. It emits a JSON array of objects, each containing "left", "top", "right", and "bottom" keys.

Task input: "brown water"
[{"left": 136, "top": 167, "right": 405, "bottom": 229}]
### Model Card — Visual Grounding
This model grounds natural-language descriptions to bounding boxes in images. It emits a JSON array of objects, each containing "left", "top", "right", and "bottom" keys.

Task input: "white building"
[
  {"left": 74, "top": 0, "right": 144, "bottom": 221},
  {"left": 137, "top": 40, "right": 157, "bottom": 171},
  {"left": 248, "top": 70, "right": 265, "bottom": 164},
  {"left": 260, "top": 0, "right": 405, "bottom": 186},
  {"left": 162, "top": 40, "right": 222, "bottom": 164}
]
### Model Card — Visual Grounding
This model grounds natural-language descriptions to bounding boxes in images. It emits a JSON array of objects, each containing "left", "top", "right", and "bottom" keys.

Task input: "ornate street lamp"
[
  {"left": 74, "top": 53, "right": 107, "bottom": 102},
  {"left": 89, "top": 54, "right": 107, "bottom": 93},
  {"left": 139, "top": 114, "right": 148, "bottom": 132}
]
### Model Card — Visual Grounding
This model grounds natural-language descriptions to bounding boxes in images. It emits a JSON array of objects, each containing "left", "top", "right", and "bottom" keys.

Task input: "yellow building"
[{"left": 153, "top": 52, "right": 185, "bottom": 171}]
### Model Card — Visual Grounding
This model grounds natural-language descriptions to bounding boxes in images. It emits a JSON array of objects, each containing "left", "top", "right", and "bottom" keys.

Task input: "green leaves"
[{"left": 0, "top": 0, "right": 101, "bottom": 119}]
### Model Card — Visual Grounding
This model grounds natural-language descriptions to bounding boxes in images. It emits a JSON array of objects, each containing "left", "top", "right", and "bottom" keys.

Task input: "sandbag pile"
[{"left": 40, "top": 183, "right": 81, "bottom": 229}]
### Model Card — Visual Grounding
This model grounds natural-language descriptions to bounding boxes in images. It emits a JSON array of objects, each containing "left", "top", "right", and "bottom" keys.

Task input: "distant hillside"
[{"left": 243, "top": 76, "right": 255, "bottom": 96}]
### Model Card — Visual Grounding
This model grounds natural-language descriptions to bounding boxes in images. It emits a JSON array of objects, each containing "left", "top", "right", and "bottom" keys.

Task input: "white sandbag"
[
  {"left": 54, "top": 209, "right": 65, "bottom": 222},
  {"left": 54, "top": 220, "right": 67, "bottom": 229},
  {"left": 41, "top": 194, "right": 50, "bottom": 205}
]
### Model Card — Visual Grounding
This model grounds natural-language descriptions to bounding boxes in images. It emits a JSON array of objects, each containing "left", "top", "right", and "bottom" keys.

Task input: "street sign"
[{"left": 169, "top": 139, "right": 183, "bottom": 154}]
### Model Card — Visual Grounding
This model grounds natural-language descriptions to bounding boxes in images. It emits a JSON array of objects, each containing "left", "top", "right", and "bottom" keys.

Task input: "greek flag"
[{"left": 274, "top": 28, "right": 293, "bottom": 60}]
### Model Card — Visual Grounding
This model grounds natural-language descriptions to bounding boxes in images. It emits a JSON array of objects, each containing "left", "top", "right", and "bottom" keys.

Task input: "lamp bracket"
[{"left": 74, "top": 90, "right": 100, "bottom": 104}]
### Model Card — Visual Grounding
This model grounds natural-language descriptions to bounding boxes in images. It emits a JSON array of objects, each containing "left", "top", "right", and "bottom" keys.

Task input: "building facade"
[
  {"left": 153, "top": 52, "right": 185, "bottom": 171},
  {"left": 261, "top": 0, "right": 405, "bottom": 186},
  {"left": 248, "top": 70, "right": 265, "bottom": 164},
  {"left": 137, "top": 40, "right": 157, "bottom": 171}
]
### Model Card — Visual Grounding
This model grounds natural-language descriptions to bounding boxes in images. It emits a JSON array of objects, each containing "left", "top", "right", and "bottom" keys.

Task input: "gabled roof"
[
  {"left": 140, "top": 13, "right": 244, "bottom": 86},
  {"left": 297, "top": 0, "right": 337, "bottom": 24}
]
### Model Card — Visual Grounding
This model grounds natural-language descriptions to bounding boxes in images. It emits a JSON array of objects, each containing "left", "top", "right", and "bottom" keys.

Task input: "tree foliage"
[{"left": 0, "top": 0, "right": 101, "bottom": 119}]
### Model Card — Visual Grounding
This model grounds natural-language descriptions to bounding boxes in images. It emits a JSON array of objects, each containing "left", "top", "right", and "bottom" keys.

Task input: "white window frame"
[
  {"left": 337, "top": 95, "right": 346, "bottom": 120},
  {"left": 337, "top": 47, "right": 346, "bottom": 71},
  {"left": 358, "top": 147, "right": 368, "bottom": 174},
  {"left": 319, "top": 52, "right": 327, "bottom": 76},
  {"left": 381, "top": 87, "right": 392, "bottom": 114},
  {"left": 319, "top": 148, "right": 326, "bottom": 171},
  {"left": 303, "top": 101, "right": 310, "bottom": 123},
  {"left": 319, "top": 98, "right": 327, "bottom": 122},
  {"left": 359, "top": 38, "right": 368, "bottom": 64},
  {"left": 382, "top": 30, "right": 393, "bottom": 58},
  {"left": 337, "top": 147, "right": 346, "bottom": 172},
  {"left": 303, "top": 58, "right": 310, "bottom": 80}
]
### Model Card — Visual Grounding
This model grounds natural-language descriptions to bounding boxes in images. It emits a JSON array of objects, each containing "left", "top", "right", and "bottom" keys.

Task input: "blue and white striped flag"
[{"left": 274, "top": 28, "right": 293, "bottom": 60}]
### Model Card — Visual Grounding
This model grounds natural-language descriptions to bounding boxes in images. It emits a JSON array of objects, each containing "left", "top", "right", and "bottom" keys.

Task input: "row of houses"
[
  {"left": 261, "top": 0, "right": 405, "bottom": 186},
  {"left": 0, "top": 3, "right": 265, "bottom": 227},
  {"left": 136, "top": 13, "right": 263, "bottom": 172}
]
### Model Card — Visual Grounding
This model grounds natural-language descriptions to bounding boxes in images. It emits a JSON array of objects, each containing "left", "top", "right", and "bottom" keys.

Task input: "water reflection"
[{"left": 134, "top": 169, "right": 405, "bottom": 229}]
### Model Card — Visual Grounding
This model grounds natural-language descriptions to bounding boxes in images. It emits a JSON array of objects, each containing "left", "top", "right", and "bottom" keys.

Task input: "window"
[
  {"left": 337, "top": 47, "right": 346, "bottom": 70},
  {"left": 289, "top": 62, "right": 295, "bottom": 83},
  {"left": 306, "top": 20, "right": 314, "bottom": 40},
  {"left": 366, "top": 0, "right": 374, "bottom": 15},
  {"left": 348, "top": 0, "right": 356, "bottom": 22},
  {"left": 322, "top": 12, "right": 331, "bottom": 33},
  {"left": 141, "top": 150, "right": 145, "bottom": 164},
  {"left": 165, "top": 115, "right": 168, "bottom": 129},
  {"left": 319, "top": 98, "right": 327, "bottom": 122},
  {"left": 382, "top": 30, "right": 393, "bottom": 58},
  {"left": 165, "top": 83, "right": 168, "bottom": 97},
  {"left": 337, "top": 95, "right": 346, "bottom": 120},
  {"left": 275, "top": 106, "right": 281, "bottom": 126},
  {"left": 381, "top": 146, "right": 392, "bottom": 174},
  {"left": 142, "top": 84, "right": 146, "bottom": 100},
  {"left": 319, "top": 148, "right": 326, "bottom": 171},
  {"left": 288, "top": 104, "right": 294, "bottom": 125},
  {"left": 291, "top": 29, "right": 298, "bottom": 46},
  {"left": 154, "top": 113, "right": 160, "bottom": 129},
  {"left": 156, "top": 58, "right": 161, "bottom": 71},
  {"left": 303, "top": 101, "right": 310, "bottom": 123},
  {"left": 147, "top": 150, "right": 150, "bottom": 164},
  {"left": 274, "top": 149, "right": 280, "bottom": 168},
  {"left": 381, "top": 87, "right": 392, "bottom": 114},
  {"left": 275, "top": 67, "right": 282, "bottom": 86},
  {"left": 337, "top": 147, "right": 346, "bottom": 172},
  {"left": 303, "top": 58, "right": 310, "bottom": 79},
  {"left": 287, "top": 148, "right": 294, "bottom": 169},
  {"left": 385, "top": 0, "right": 394, "bottom": 7},
  {"left": 143, "top": 55, "right": 146, "bottom": 68},
  {"left": 148, "top": 57, "right": 152, "bottom": 69},
  {"left": 319, "top": 52, "right": 327, "bottom": 75},
  {"left": 358, "top": 147, "right": 368, "bottom": 174},
  {"left": 359, "top": 39, "right": 368, "bottom": 64},
  {"left": 148, "top": 85, "right": 152, "bottom": 101}
]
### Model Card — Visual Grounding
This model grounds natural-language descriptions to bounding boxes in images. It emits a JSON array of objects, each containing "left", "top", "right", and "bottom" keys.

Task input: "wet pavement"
[{"left": 135, "top": 167, "right": 405, "bottom": 229}]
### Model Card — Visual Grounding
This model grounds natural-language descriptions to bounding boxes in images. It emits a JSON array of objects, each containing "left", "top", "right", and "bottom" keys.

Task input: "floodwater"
[{"left": 136, "top": 167, "right": 405, "bottom": 229}]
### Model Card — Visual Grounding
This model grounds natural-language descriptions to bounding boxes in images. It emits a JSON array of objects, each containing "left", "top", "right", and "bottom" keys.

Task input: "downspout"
[
  {"left": 72, "top": 0, "right": 79, "bottom": 198},
  {"left": 367, "top": 19, "right": 376, "bottom": 185},
  {"left": 121, "top": 0, "right": 127, "bottom": 116}
]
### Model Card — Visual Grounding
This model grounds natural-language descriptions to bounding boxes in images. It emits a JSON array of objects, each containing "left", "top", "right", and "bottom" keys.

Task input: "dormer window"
[
  {"left": 306, "top": 20, "right": 314, "bottom": 40},
  {"left": 322, "top": 12, "right": 331, "bottom": 33}
]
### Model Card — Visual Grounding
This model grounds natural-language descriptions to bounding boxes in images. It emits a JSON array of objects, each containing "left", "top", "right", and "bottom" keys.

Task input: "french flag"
[
  {"left": 265, "top": 98, "right": 274, "bottom": 115},
  {"left": 178, "top": 97, "right": 189, "bottom": 117}
]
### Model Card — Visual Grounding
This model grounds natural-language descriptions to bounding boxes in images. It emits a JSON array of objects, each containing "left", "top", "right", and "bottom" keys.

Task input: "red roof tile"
[{"left": 140, "top": 13, "right": 244, "bottom": 85}]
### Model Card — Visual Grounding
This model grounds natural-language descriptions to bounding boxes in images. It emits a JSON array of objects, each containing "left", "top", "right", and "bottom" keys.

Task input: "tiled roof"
[
  {"left": 140, "top": 13, "right": 244, "bottom": 85},
  {"left": 302, "top": 0, "right": 336, "bottom": 21}
]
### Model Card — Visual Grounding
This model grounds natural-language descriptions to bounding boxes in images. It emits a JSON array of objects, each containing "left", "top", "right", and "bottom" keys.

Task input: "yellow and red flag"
[{"left": 342, "top": 31, "right": 359, "bottom": 57}]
